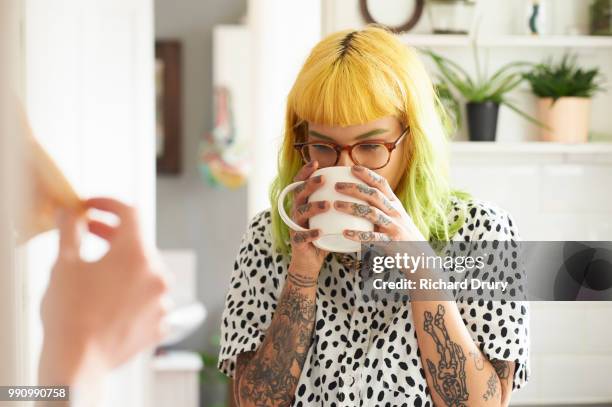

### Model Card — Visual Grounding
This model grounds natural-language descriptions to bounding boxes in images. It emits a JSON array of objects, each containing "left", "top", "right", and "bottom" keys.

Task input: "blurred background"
[{"left": 8, "top": 0, "right": 612, "bottom": 406}]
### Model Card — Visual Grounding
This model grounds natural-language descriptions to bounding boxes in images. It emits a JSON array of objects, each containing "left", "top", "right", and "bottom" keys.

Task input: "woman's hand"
[
  {"left": 333, "top": 165, "right": 426, "bottom": 243},
  {"left": 288, "top": 161, "right": 330, "bottom": 276}
]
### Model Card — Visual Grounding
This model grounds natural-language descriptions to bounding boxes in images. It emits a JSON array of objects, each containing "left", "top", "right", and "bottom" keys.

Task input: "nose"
[{"left": 336, "top": 149, "right": 355, "bottom": 167}]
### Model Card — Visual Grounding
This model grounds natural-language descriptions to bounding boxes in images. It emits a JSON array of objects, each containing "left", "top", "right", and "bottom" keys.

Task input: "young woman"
[{"left": 218, "top": 26, "right": 529, "bottom": 407}]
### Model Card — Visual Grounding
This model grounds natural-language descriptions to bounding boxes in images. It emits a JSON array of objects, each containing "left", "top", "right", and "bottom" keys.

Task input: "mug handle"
[{"left": 277, "top": 181, "right": 309, "bottom": 232}]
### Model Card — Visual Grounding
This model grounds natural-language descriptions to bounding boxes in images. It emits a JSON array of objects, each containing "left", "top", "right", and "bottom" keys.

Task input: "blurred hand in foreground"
[{"left": 38, "top": 197, "right": 169, "bottom": 387}]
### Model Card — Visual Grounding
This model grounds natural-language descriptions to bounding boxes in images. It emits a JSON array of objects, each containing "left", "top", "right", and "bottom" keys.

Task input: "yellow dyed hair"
[{"left": 269, "top": 25, "right": 468, "bottom": 253}]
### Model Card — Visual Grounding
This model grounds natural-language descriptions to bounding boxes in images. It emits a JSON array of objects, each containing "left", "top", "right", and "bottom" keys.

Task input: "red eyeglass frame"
[{"left": 293, "top": 128, "right": 408, "bottom": 170}]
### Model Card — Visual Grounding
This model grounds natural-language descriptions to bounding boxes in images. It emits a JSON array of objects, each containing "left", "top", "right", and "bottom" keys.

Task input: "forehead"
[{"left": 307, "top": 116, "right": 401, "bottom": 140}]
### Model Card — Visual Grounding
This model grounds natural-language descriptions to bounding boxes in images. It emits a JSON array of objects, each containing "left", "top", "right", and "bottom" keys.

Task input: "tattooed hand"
[
  {"left": 288, "top": 160, "right": 330, "bottom": 277},
  {"left": 334, "top": 165, "right": 425, "bottom": 243}
]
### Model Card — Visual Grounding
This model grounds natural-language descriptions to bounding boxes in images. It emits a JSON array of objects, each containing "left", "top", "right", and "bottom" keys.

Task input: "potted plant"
[
  {"left": 523, "top": 54, "right": 605, "bottom": 143},
  {"left": 423, "top": 48, "right": 539, "bottom": 141}
]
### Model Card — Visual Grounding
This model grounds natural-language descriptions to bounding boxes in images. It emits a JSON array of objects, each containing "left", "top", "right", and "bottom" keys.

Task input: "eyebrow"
[{"left": 308, "top": 128, "right": 389, "bottom": 142}]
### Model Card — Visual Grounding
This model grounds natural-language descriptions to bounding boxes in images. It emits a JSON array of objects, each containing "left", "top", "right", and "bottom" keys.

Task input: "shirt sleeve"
[
  {"left": 457, "top": 201, "right": 530, "bottom": 390},
  {"left": 217, "top": 210, "right": 283, "bottom": 378}
]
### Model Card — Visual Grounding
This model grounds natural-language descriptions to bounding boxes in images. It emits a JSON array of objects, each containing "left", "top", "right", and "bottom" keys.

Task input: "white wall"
[
  {"left": 451, "top": 152, "right": 612, "bottom": 404},
  {"left": 247, "top": 0, "right": 322, "bottom": 216}
]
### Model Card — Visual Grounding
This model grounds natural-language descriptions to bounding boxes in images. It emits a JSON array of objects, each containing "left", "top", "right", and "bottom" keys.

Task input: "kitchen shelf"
[
  {"left": 401, "top": 34, "right": 472, "bottom": 47},
  {"left": 451, "top": 141, "right": 612, "bottom": 154},
  {"left": 401, "top": 34, "right": 612, "bottom": 48}
]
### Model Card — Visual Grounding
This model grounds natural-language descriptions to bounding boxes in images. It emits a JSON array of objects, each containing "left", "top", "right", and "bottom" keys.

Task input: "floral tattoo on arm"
[{"left": 239, "top": 286, "right": 316, "bottom": 406}]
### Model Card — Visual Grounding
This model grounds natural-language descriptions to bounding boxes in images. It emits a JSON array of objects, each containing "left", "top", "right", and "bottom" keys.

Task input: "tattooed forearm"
[
  {"left": 424, "top": 304, "right": 469, "bottom": 407},
  {"left": 469, "top": 350, "right": 484, "bottom": 371},
  {"left": 490, "top": 359, "right": 511, "bottom": 382},
  {"left": 482, "top": 372, "right": 499, "bottom": 401},
  {"left": 287, "top": 271, "right": 318, "bottom": 288},
  {"left": 235, "top": 351, "right": 256, "bottom": 405},
  {"left": 238, "top": 285, "right": 316, "bottom": 407}
]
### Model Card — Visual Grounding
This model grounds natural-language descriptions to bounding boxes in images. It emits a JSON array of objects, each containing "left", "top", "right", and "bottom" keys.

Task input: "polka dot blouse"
[{"left": 218, "top": 199, "right": 530, "bottom": 406}]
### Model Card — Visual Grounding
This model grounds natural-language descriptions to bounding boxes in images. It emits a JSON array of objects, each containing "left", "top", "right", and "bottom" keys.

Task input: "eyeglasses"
[{"left": 294, "top": 128, "right": 408, "bottom": 170}]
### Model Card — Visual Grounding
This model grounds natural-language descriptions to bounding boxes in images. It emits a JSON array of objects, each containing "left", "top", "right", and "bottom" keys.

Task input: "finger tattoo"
[
  {"left": 292, "top": 230, "right": 318, "bottom": 244},
  {"left": 358, "top": 231, "right": 390, "bottom": 241},
  {"left": 297, "top": 203, "right": 311, "bottom": 215},
  {"left": 357, "top": 184, "right": 376, "bottom": 196},
  {"left": 369, "top": 171, "right": 384, "bottom": 185},
  {"left": 377, "top": 213, "right": 392, "bottom": 226},
  {"left": 382, "top": 197, "right": 395, "bottom": 211},
  {"left": 294, "top": 183, "right": 305, "bottom": 195},
  {"left": 351, "top": 203, "right": 372, "bottom": 217},
  {"left": 292, "top": 233, "right": 308, "bottom": 244}
]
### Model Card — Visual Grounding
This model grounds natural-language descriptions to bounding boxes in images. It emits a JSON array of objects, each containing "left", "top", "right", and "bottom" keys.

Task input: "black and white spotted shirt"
[{"left": 218, "top": 199, "right": 529, "bottom": 406}]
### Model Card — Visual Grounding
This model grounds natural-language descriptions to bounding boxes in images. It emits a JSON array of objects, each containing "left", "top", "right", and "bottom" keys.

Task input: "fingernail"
[
  {"left": 317, "top": 201, "right": 327, "bottom": 210},
  {"left": 311, "top": 175, "right": 322, "bottom": 183},
  {"left": 309, "top": 229, "right": 320, "bottom": 237},
  {"left": 344, "top": 230, "right": 355, "bottom": 237},
  {"left": 336, "top": 182, "right": 349, "bottom": 189},
  {"left": 353, "top": 165, "right": 364, "bottom": 172}
]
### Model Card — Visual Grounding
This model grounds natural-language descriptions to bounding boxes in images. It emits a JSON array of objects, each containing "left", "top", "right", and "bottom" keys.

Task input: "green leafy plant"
[
  {"left": 422, "top": 47, "right": 542, "bottom": 127},
  {"left": 199, "top": 351, "right": 229, "bottom": 386},
  {"left": 523, "top": 54, "right": 606, "bottom": 102}
]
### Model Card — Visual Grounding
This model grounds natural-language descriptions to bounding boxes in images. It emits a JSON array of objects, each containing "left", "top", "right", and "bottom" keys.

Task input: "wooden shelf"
[
  {"left": 451, "top": 141, "right": 612, "bottom": 154},
  {"left": 401, "top": 34, "right": 612, "bottom": 48},
  {"left": 401, "top": 34, "right": 471, "bottom": 47}
]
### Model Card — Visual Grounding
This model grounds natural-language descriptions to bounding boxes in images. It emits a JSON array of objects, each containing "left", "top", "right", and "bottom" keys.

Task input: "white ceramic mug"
[{"left": 277, "top": 166, "right": 374, "bottom": 253}]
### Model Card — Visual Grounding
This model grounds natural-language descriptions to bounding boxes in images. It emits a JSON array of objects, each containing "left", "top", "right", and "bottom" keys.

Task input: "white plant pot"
[{"left": 537, "top": 97, "right": 591, "bottom": 143}]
